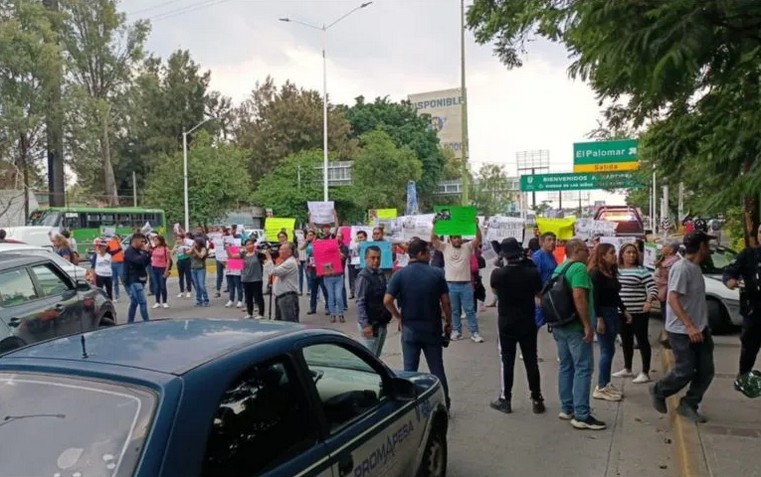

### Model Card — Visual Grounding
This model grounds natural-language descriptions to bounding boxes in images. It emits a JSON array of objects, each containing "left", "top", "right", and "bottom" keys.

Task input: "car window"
[
  {"left": 30, "top": 264, "right": 72, "bottom": 296},
  {"left": 0, "top": 372, "right": 156, "bottom": 477},
  {"left": 302, "top": 343, "right": 386, "bottom": 433},
  {"left": 0, "top": 268, "right": 39, "bottom": 307},
  {"left": 703, "top": 247, "right": 738, "bottom": 274},
  {"left": 202, "top": 359, "right": 318, "bottom": 477}
]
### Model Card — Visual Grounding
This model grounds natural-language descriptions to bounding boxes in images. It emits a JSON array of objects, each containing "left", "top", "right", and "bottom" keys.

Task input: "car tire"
[
  {"left": 0, "top": 337, "right": 27, "bottom": 354},
  {"left": 707, "top": 299, "right": 730, "bottom": 334},
  {"left": 416, "top": 420, "right": 447, "bottom": 477},
  {"left": 98, "top": 316, "right": 116, "bottom": 328}
]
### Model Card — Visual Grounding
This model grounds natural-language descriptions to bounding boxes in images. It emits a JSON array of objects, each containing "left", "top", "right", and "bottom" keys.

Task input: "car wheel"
[
  {"left": 98, "top": 316, "right": 116, "bottom": 327},
  {"left": 0, "top": 337, "right": 27, "bottom": 354},
  {"left": 707, "top": 299, "right": 730, "bottom": 334},
  {"left": 417, "top": 421, "right": 447, "bottom": 477}
]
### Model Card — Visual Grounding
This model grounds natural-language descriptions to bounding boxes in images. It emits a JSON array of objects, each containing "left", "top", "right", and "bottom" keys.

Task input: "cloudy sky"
[{"left": 125, "top": 0, "right": 621, "bottom": 206}]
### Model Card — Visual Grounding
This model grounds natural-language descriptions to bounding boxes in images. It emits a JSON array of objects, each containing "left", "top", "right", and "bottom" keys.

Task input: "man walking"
[
  {"left": 265, "top": 243, "right": 300, "bottom": 322},
  {"left": 124, "top": 233, "right": 152, "bottom": 323},
  {"left": 723, "top": 224, "right": 761, "bottom": 391},
  {"left": 490, "top": 238, "right": 545, "bottom": 414},
  {"left": 551, "top": 238, "right": 606, "bottom": 430},
  {"left": 651, "top": 231, "right": 715, "bottom": 422},
  {"left": 356, "top": 245, "right": 392, "bottom": 356},
  {"left": 385, "top": 238, "right": 452, "bottom": 409},
  {"left": 431, "top": 218, "right": 484, "bottom": 343}
]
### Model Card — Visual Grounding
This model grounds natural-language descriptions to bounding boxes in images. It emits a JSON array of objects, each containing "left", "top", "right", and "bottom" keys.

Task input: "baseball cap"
[
  {"left": 683, "top": 230, "right": 715, "bottom": 249},
  {"left": 500, "top": 238, "right": 523, "bottom": 259}
]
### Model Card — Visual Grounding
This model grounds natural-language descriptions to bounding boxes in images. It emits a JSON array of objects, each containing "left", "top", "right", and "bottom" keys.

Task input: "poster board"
[
  {"left": 359, "top": 241, "right": 394, "bottom": 269},
  {"left": 312, "top": 239, "right": 342, "bottom": 277},
  {"left": 485, "top": 216, "right": 525, "bottom": 243},
  {"left": 536, "top": 218, "right": 575, "bottom": 240},
  {"left": 398, "top": 214, "right": 435, "bottom": 242},
  {"left": 368, "top": 208, "right": 397, "bottom": 227},
  {"left": 575, "top": 218, "right": 617, "bottom": 240},
  {"left": 433, "top": 205, "right": 477, "bottom": 236},
  {"left": 264, "top": 218, "right": 296, "bottom": 242},
  {"left": 643, "top": 242, "right": 658, "bottom": 270},
  {"left": 308, "top": 201, "right": 335, "bottom": 224}
]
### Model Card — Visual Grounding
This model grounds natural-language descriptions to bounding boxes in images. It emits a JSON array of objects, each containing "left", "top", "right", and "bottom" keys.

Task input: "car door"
[
  {"left": 27, "top": 262, "right": 88, "bottom": 336},
  {"left": 295, "top": 337, "right": 425, "bottom": 477},
  {"left": 0, "top": 266, "right": 57, "bottom": 347}
]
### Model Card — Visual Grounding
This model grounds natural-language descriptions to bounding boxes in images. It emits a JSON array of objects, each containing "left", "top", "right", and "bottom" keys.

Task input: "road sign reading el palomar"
[
  {"left": 573, "top": 139, "right": 639, "bottom": 173},
  {"left": 519, "top": 172, "right": 638, "bottom": 192}
]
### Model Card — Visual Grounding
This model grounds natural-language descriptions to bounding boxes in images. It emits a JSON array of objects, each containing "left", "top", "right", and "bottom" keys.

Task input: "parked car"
[
  {"left": 0, "top": 319, "right": 449, "bottom": 477},
  {"left": 0, "top": 242, "right": 89, "bottom": 281},
  {"left": 0, "top": 254, "right": 116, "bottom": 353}
]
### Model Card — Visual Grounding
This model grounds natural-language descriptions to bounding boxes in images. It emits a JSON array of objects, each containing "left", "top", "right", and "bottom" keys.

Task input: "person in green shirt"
[{"left": 550, "top": 238, "right": 606, "bottom": 430}]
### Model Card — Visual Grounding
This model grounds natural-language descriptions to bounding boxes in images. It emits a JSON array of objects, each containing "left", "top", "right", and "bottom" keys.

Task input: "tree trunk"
[
  {"left": 743, "top": 158, "right": 759, "bottom": 248},
  {"left": 102, "top": 115, "right": 119, "bottom": 207},
  {"left": 18, "top": 133, "right": 29, "bottom": 221}
]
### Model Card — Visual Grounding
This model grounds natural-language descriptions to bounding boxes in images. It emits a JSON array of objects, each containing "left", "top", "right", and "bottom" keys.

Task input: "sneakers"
[
  {"left": 236, "top": 301, "right": 243, "bottom": 308},
  {"left": 225, "top": 300, "right": 233, "bottom": 308},
  {"left": 593, "top": 384, "right": 623, "bottom": 402},
  {"left": 244, "top": 314, "right": 253, "bottom": 319},
  {"left": 470, "top": 333, "right": 484, "bottom": 343},
  {"left": 677, "top": 401, "right": 708, "bottom": 423},
  {"left": 650, "top": 384, "right": 667, "bottom": 414},
  {"left": 254, "top": 315, "right": 264, "bottom": 320},
  {"left": 612, "top": 368, "right": 634, "bottom": 378},
  {"left": 450, "top": 331, "right": 463, "bottom": 341},
  {"left": 632, "top": 372, "right": 651, "bottom": 384},
  {"left": 490, "top": 398, "right": 512, "bottom": 414},
  {"left": 162, "top": 303, "right": 169, "bottom": 309},
  {"left": 558, "top": 411, "right": 574, "bottom": 421},
  {"left": 571, "top": 416, "right": 607, "bottom": 430},
  {"left": 532, "top": 396, "right": 546, "bottom": 414},
  {"left": 185, "top": 292, "right": 192, "bottom": 298},
  {"left": 177, "top": 293, "right": 184, "bottom": 298},
  {"left": 152, "top": 303, "right": 161, "bottom": 309}
]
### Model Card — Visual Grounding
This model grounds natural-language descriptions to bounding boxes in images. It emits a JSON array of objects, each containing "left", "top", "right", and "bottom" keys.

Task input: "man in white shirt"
[
  {"left": 431, "top": 218, "right": 484, "bottom": 343},
  {"left": 264, "top": 243, "right": 300, "bottom": 322}
]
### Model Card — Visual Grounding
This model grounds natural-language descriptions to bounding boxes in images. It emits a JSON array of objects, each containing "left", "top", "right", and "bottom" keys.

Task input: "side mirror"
[
  {"left": 390, "top": 377, "right": 417, "bottom": 402},
  {"left": 75, "top": 279, "right": 92, "bottom": 292}
]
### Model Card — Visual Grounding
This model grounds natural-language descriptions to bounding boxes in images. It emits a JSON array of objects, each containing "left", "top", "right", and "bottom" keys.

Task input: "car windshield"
[
  {"left": 0, "top": 372, "right": 156, "bottom": 477},
  {"left": 28, "top": 210, "right": 62, "bottom": 227},
  {"left": 702, "top": 247, "right": 738, "bottom": 274}
]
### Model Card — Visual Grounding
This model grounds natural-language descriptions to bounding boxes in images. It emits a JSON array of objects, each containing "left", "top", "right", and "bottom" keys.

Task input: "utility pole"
[
  {"left": 43, "top": 0, "right": 65, "bottom": 207},
  {"left": 132, "top": 171, "right": 137, "bottom": 207},
  {"left": 460, "top": 0, "right": 470, "bottom": 205}
]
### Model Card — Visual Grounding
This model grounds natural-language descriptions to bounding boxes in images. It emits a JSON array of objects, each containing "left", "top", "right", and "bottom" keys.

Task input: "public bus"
[{"left": 26, "top": 206, "right": 166, "bottom": 254}]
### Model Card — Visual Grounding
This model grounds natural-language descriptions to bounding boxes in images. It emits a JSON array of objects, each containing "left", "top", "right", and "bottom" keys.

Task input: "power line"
[
  {"left": 127, "top": 0, "right": 186, "bottom": 16},
  {"left": 148, "top": 0, "right": 233, "bottom": 22}
]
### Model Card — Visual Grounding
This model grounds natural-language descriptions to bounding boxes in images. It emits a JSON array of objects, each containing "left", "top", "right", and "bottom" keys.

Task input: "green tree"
[
  {"left": 61, "top": 0, "right": 149, "bottom": 205},
  {"left": 471, "top": 164, "right": 517, "bottom": 217},
  {"left": 343, "top": 96, "right": 446, "bottom": 208},
  {"left": 350, "top": 130, "right": 423, "bottom": 212},
  {"left": 234, "top": 77, "right": 355, "bottom": 184},
  {"left": 144, "top": 132, "right": 253, "bottom": 227},
  {"left": 467, "top": 0, "right": 761, "bottom": 245}
]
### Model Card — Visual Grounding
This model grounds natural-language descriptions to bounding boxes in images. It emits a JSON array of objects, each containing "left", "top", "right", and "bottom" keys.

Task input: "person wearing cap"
[
  {"left": 723, "top": 223, "right": 761, "bottom": 389},
  {"left": 489, "top": 238, "right": 545, "bottom": 414},
  {"left": 90, "top": 239, "right": 114, "bottom": 300},
  {"left": 651, "top": 230, "right": 715, "bottom": 423}
]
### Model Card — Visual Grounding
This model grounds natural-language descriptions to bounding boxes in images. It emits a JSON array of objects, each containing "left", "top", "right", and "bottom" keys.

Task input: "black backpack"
[{"left": 540, "top": 261, "right": 580, "bottom": 327}]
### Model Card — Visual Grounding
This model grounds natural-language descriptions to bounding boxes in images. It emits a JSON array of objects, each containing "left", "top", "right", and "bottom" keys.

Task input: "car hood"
[{"left": 704, "top": 273, "right": 739, "bottom": 301}]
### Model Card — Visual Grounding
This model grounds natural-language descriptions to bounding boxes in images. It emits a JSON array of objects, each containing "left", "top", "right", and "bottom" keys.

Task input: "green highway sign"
[
  {"left": 573, "top": 139, "right": 638, "bottom": 172},
  {"left": 519, "top": 172, "right": 638, "bottom": 192}
]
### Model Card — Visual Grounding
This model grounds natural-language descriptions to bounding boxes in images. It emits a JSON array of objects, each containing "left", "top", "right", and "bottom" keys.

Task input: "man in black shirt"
[
  {"left": 124, "top": 233, "right": 152, "bottom": 323},
  {"left": 723, "top": 224, "right": 761, "bottom": 387},
  {"left": 356, "top": 245, "right": 392, "bottom": 356},
  {"left": 489, "top": 238, "right": 545, "bottom": 414},
  {"left": 385, "top": 239, "right": 452, "bottom": 408}
]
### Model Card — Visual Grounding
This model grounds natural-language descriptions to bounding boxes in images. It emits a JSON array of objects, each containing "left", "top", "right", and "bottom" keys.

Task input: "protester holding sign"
[
  {"left": 314, "top": 238, "right": 346, "bottom": 323},
  {"left": 348, "top": 230, "right": 368, "bottom": 299}
]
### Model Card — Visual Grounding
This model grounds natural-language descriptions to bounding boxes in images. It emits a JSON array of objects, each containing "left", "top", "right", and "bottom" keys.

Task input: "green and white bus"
[{"left": 27, "top": 207, "right": 167, "bottom": 254}]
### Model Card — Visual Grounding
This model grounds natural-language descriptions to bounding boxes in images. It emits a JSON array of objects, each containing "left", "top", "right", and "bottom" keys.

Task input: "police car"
[{"left": 0, "top": 319, "right": 448, "bottom": 477}]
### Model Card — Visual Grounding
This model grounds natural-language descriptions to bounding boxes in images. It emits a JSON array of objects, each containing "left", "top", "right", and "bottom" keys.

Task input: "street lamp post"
[
  {"left": 280, "top": 2, "right": 373, "bottom": 202},
  {"left": 183, "top": 117, "right": 215, "bottom": 232}
]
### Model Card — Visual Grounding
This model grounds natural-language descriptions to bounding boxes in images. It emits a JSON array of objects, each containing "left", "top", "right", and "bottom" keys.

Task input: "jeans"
[
  {"left": 740, "top": 311, "right": 761, "bottom": 375},
  {"left": 192, "top": 268, "right": 209, "bottom": 304},
  {"left": 111, "top": 261, "right": 124, "bottom": 299},
  {"left": 620, "top": 312, "right": 652, "bottom": 373},
  {"left": 498, "top": 321, "right": 541, "bottom": 400},
  {"left": 553, "top": 324, "right": 594, "bottom": 420},
  {"left": 243, "top": 281, "right": 265, "bottom": 316},
  {"left": 127, "top": 282, "right": 149, "bottom": 323},
  {"left": 146, "top": 265, "right": 154, "bottom": 295},
  {"left": 308, "top": 269, "right": 329, "bottom": 313},
  {"left": 299, "top": 261, "right": 306, "bottom": 294},
  {"left": 349, "top": 265, "right": 360, "bottom": 297},
  {"left": 226, "top": 275, "right": 243, "bottom": 302},
  {"left": 324, "top": 274, "right": 345, "bottom": 316},
  {"left": 216, "top": 260, "right": 226, "bottom": 292},
  {"left": 177, "top": 259, "right": 193, "bottom": 293},
  {"left": 448, "top": 281, "right": 478, "bottom": 334},
  {"left": 95, "top": 275, "right": 113, "bottom": 300},
  {"left": 654, "top": 330, "right": 715, "bottom": 409},
  {"left": 358, "top": 323, "right": 388, "bottom": 357},
  {"left": 342, "top": 275, "right": 348, "bottom": 310},
  {"left": 151, "top": 266, "right": 168, "bottom": 304},
  {"left": 596, "top": 306, "right": 620, "bottom": 388},
  {"left": 402, "top": 327, "right": 449, "bottom": 399}
]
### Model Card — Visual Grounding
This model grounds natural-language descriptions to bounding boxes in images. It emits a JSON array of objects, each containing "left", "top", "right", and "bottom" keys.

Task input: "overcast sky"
[{"left": 124, "top": 0, "right": 621, "bottom": 206}]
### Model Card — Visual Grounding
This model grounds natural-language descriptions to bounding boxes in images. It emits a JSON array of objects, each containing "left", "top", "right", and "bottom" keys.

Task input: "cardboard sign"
[
  {"left": 643, "top": 242, "right": 658, "bottom": 270},
  {"left": 264, "top": 218, "right": 296, "bottom": 242},
  {"left": 313, "top": 239, "right": 342, "bottom": 277},
  {"left": 212, "top": 238, "right": 227, "bottom": 260},
  {"left": 359, "top": 241, "right": 394, "bottom": 269},
  {"left": 485, "top": 217, "right": 525, "bottom": 243},
  {"left": 227, "top": 246, "right": 243, "bottom": 271},
  {"left": 433, "top": 206, "right": 477, "bottom": 236},
  {"left": 308, "top": 201, "right": 335, "bottom": 224}
]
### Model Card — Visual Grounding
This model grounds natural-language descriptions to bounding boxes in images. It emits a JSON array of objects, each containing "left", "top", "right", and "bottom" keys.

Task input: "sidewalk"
[{"left": 660, "top": 330, "right": 761, "bottom": 477}]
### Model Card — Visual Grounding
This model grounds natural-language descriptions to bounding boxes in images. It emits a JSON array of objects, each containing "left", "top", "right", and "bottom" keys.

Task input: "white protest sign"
[
  {"left": 643, "top": 242, "right": 658, "bottom": 270},
  {"left": 481, "top": 246, "right": 498, "bottom": 263},
  {"left": 212, "top": 237, "right": 228, "bottom": 260},
  {"left": 308, "top": 201, "right": 335, "bottom": 224},
  {"left": 486, "top": 216, "right": 525, "bottom": 243},
  {"left": 399, "top": 214, "right": 435, "bottom": 242},
  {"left": 351, "top": 226, "right": 373, "bottom": 243},
  {"left": 576, "top": 219, "right": 618, "bottom": 240}
]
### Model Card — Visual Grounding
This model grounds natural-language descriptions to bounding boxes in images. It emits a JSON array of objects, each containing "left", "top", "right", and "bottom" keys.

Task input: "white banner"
[
  {"left": 398, "top": 214, "right": 435, "bottom": 242},
  {"left": 485, "top": 216, "right": 525, "bottom": 243},
  {"left": 575, "top": 219, "right": 617, "bottom": 240},
  {"left": 307, "top": 201, "right": 335, "bottom": 224}
]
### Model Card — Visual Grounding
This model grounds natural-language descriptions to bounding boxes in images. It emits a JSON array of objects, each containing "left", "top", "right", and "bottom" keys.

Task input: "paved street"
[{"left": 111, "top": 272, "right": 691, "bottom": 477}]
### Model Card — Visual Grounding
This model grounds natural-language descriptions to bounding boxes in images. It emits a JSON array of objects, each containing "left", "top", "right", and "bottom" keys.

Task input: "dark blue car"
[{"left": 0, "top": 319, "right": 448, "bottom": 477}]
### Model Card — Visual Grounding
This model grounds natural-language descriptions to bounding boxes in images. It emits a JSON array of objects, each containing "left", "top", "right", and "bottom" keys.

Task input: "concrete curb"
[{"left": 659, "top": 331, "right": 712, "bottom": 477}]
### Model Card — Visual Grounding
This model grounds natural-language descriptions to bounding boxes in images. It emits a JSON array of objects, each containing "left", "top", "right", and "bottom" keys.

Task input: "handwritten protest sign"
[
  {"left": 574, "top": 219, "right": 617, "bottom": 240},
  {"left": 398, "top": 214, "right": 434, "bottom": 242},
  {"left": 264, "top": 218, "right": 296, "bottom": 242},
  {"left": 485, "top": 217, "right": 525, "bottom": 243},
  {"left": 308, "top": 201, "right": 335, "bottom": 224},
  {"left": 313, "top": 239, "right": 342, "bottom": 277},
  {"left": 643, "top": 242, "right": 658, "bottom": 270},
  {"left": 433, "top": 206, "right": 477, "bottom": 236},
  {"left": 360, "top": 241, "right": 394, "bottom": 269}
]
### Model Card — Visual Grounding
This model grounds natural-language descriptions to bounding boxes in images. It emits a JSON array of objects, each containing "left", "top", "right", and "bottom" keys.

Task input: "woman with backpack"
[
  {"left": 588, "top": 243, "right": 631, "bottom": 402},
  {"left": 150, "top": 235, "right": 172, "bottom": 309}
]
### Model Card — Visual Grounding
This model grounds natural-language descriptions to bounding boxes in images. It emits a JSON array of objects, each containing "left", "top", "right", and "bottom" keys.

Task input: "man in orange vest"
[{"left": 107, "top": 234, "right": 125, "bottom": 303}]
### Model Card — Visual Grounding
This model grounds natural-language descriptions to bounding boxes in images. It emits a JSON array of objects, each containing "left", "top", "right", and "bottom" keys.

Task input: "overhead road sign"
[
  {"left": 519, "top": 172, "right": 638, "bottom": 192},
  {"left": 573, "top": 139, "right": 639, "bottom": 173}
]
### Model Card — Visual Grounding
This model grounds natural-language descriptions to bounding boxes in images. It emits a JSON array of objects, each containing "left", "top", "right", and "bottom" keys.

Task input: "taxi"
[{"left": 0, "top": 319, "right": 448, "bottom": 477}]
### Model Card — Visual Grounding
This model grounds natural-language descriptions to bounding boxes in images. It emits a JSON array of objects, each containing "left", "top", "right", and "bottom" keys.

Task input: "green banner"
[
  {"left": 433, "top": 205, "right": 477, "bottom": 236},
  {"left": 520, "top": 172, "right": 638, "bottom": 192}
]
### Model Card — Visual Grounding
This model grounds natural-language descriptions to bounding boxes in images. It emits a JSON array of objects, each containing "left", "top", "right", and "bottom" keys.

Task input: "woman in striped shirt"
[{"left": 614, "top": 243, "right": 658, "bottom": 383}]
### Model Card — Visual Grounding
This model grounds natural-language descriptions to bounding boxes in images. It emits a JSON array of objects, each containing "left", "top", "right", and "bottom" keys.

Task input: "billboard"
[{"left": 408, "top": 88, "right": 464, "bottom": 158}]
